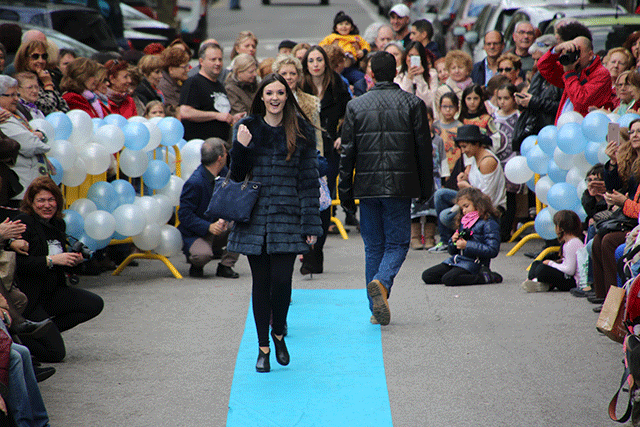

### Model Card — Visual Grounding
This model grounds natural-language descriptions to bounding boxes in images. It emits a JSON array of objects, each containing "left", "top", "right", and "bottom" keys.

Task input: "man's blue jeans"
[
  {"left": 434, "top": 188, "right": 458, "bottom": 245},
  {"left": 8, "top": 343, "right": 50, "bottom": 427},
  {"left": 359, "top": 198, "right": 411, "bottom": 311}
]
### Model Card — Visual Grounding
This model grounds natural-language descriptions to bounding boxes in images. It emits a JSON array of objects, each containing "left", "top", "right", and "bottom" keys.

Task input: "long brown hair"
[
  {"left": 20, "top": 176, "right": 64, "bottom": 219},
  {"left": 617, "top": 118, "right": 640, "bottom": 183},
  {"left": 14, "top": 40, "right": 52, "bottom": 73},
  {"left": 301, "top": 45, "right": 334, "bottom": 98},
  {"left": 454, "top": 187, "right": 500, "bottom": 226},
  {"left": 249, "top": 73, "right": 312, "bottom": 161}
]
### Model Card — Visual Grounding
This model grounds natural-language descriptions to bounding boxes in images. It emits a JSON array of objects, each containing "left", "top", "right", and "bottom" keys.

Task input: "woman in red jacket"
[
  {"left": 60, "top": 58, "right": 110, "bottom": 118},
  {"left": 105, "top": 59, "right": 138, "bottom": 118}
]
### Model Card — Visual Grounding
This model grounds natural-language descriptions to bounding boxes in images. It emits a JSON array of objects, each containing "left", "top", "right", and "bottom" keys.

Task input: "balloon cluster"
[
  {"left": 504, "top": 110, "right": 636, "bottom": 240},
  {"left": 30, "top": 110, "right": 192, "bottom": 257}
]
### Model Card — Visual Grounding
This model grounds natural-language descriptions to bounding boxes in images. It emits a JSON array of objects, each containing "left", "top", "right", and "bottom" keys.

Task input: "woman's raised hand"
[{"left": 237, "top": 124, "right": 252, "bottom": 146}]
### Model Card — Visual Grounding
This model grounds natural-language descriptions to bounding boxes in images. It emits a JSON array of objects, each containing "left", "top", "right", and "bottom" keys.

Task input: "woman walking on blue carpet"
[{"left": 228, "top": 73, "right": 323, "bottom": 372}]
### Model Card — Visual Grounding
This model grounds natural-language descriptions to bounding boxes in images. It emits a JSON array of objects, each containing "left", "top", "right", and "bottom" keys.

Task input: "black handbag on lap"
[
  {"left": 595, "top": 209, "right": 637, "bottom": 236},
  {"left": 204, "top": 170, "right": 261, "bottom": 223}
]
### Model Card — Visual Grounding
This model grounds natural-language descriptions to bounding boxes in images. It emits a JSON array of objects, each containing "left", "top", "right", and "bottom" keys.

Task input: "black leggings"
[
  {"left": 21, "top": 286, "right": 104, "bottom": 362},
  {"left": 247, "top": 252, "right": 296, "bottom": 347},
  {"left": 528, "top": 260, "right": 576, "bottom": 291},
  {"left": 422, "top": 263, "right": 480, "bottom": 286}
]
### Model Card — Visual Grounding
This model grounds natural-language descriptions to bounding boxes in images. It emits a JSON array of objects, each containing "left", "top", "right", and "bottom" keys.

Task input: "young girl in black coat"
[{"left": 422, "top": 187, "right": 502, "bottom": 286}]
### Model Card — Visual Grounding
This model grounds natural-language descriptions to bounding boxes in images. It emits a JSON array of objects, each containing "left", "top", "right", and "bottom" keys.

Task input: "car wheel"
[{"left": 262, "top": 0, "right": 270, "bottom": 4}]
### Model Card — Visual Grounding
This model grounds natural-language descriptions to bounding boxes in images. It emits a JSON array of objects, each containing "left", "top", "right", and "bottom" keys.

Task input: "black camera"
[
  {"left": 70, "top": 240, "right": 93, "bottom": 260},
  {"left": 558, "top": 48, "right": 580, "bottom": 66}
]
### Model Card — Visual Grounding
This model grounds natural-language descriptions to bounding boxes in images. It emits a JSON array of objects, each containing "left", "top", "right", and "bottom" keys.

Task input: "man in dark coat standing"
[
  {"left": 339, "top": 51, "right": 432, "bottom": 326},
  {"left": 177, "top": 138, "right": 239, "bottom": 278}
]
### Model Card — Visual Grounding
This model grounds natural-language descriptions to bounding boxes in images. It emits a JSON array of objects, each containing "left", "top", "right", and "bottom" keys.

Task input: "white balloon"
[
  {"left": 607, "top": 113, "right": 621, "bottom": 123},
  {"left": 504, "top": 156, "right": 534, "bottom": 184},
  {"left": 67, "top": 110, "right": 94, "bottom": 146},
  {"left": 149, "top": 117, "right": 163, "bottom": 126},
  {"left": 134, "top": 196, "right": 161, "bottom": 224},
  {"left": 61, "top": 158, "right": 87, "bottom": 187},
  {"left": 576, "top": 178, "right": 588, "bottom": 198},
  {"left": 153, "top": 194, "right": 174, "bottom": 224},
  {"left": 598, "top": 143, "right": 609, "bottom": 164},
  {"left": 556, "top": 111, "right": 583, "bottom": 127},
  {"left": 84, "top": 210, "right": 116, "bottom": 240},
  {"left": 79, "top": 143, "right": 111, "bottom": 175},
  {"left": 113, "top": 204, "right": 147, "bottom": 237},
  {"left": 69, "top": 198, "right": 97, "bottom": 218},
  {"left": 181, "top": 139, "right": 204, "bottom": 166},
  {"left": 565, "top": 166, "right": 584, "bottom": 188},
  {"left": 154, "top": 225, "right": 182, "bottom": 257},
  {"left": 143, "top": 122, "right": 162, "bottom": 152},
  {"left": 119, "top": 148, "right": 149, "bottom": 178},
  {"left": 94, "top": 124, "right": 125, "bottom": 154},
  {"left": 553, "top": 147, "right": 575, "bottom": 170},
  {"left": 128, "top": 116, "right": 148, "bottom": 124},
  {"left": 535, "top": 175, "right": 554, "bottom": 205},
  {"left": 29, "top": 118, "right": 55, "bottom": 142},
  {"left": 157, "top": 176, "right": 185, "bottom": 206},
  {"left": 132, "top": 224, "right": 161, "bottom": 251},
  {"left": 573, "top": 153, "right": 592, "bottom": 176},
  {"left": 49, "top": 140, "right": 77, "bottom": 170}
]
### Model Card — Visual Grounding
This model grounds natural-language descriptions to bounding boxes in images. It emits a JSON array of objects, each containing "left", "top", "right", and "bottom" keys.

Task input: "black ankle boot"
[
  {"left": 256, "top": 349, "right": 270, "bottom": 373},
  {"left": 271, "top": 330, "right": 290, "bottom": 366}
]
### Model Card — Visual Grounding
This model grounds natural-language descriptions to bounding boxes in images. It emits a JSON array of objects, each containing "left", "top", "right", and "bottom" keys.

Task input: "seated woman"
[
  {"left": 224, "top": 53, "right": 258, "bottom": 116},
  {"left": 158, "top": 46, "right": 190, "bottom": 107},
  {"left": 613, "top": 70, "right": 640, "bottom": 115},
  {"left": 61, "top": 58, "right": 110, "bottom": 118},
  {"left": 105, "top": 59, "right": 137, "bottom": 118},
  {"left": 12, "top": 176, "right": 104, "bottom": 363},
  {"left": 134, "top": 54, "right": 165, "bottom": 112},
  {"left": 0, "top": 76, "right": 51, "bottom": 207}
]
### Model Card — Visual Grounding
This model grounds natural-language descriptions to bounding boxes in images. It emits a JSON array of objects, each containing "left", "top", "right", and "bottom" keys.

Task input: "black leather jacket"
[{"left": 338, "top": 81, "right": 433, "bottom": 205}]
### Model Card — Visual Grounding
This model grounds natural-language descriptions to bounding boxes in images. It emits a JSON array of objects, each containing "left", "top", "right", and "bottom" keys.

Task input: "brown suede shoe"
[{"left": 367, "top": 280, "right": 390, "bottom": 325}]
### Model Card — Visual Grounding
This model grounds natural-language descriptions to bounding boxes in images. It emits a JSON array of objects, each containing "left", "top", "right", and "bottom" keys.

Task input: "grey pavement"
[{"left": 40, "top": 219, "right": 622, "bottom": 426}]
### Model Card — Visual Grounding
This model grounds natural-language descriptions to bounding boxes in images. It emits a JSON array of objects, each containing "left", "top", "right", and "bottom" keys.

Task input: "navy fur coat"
[
  {"left": 443, "top": 217, "right": 500, "bottom": 274},
  {"left": 227, "top": 115, "right": 323, "bottom": 255}
]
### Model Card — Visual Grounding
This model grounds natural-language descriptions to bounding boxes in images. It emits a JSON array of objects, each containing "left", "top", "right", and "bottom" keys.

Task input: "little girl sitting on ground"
[
  {"left": 422, "top": 187, "right": 502, "bottom": 286},
  {"left": 522, "top": 210, "right": 584, "bottom": 292}
]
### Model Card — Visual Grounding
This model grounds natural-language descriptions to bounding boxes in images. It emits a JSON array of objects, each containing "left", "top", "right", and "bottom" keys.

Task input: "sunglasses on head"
[
  {"left": 30, "top": 53, "right": 48, "bottom": 60},
  {"left": 498, "top": 67, "right": 513, "bottom": 72}
]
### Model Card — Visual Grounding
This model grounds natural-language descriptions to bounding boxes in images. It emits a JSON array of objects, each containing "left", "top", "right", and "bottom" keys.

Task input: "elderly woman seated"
[
  {"left": 0, "top": 76, "right": 51, "bottom": 208},
  {"left": 12, "top": 176, "right": 104, "bottom": 363}
]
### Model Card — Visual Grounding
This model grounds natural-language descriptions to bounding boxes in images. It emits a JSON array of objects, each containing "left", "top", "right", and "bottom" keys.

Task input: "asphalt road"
[{"left": 38, "top": 2, "right": 624, "bottom": 426}]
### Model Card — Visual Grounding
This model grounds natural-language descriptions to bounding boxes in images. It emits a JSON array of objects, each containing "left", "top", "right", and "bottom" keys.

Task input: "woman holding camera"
[{"left": 12, "top": 176, "right": 104, "bottom": 363}]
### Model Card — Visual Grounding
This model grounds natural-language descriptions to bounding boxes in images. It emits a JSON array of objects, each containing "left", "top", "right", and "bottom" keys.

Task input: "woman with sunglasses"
[
  {"left": 13, "top": 40, "right": 69, "bottom": 115},
  {"left": 495, "top": 53, "right": 523, "bottom": 86}
]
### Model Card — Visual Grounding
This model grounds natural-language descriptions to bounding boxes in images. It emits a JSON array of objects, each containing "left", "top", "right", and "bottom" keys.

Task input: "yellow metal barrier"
[
  {"left": 506, "top": 173, "right": 543, "bottom": 256},
  {"left": 62, "top": 143, "right": 184, "bottom": 279},
  {"left": 526, "top": 246, "right": 561, "bottom": 271}
]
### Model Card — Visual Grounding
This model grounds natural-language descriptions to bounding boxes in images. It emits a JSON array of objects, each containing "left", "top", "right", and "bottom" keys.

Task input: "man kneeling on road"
[{"left": 178, "top": 138, "right": 240, "bottom": 278}]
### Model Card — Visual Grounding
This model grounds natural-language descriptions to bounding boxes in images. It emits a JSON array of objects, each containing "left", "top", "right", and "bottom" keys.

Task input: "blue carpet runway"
[{"left": 226, "top": 289, "right": 393, "bottom": 426}]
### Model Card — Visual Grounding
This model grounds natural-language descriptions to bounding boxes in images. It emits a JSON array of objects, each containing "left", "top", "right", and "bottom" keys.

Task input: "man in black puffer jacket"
[{"left": 339, "top": 51, "right": 432, "bottom": 326}]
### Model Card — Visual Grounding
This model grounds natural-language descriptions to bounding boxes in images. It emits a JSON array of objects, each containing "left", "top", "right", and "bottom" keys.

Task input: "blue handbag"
[{"left": 204, "top": 170, "right": 261, "bottom": 223}]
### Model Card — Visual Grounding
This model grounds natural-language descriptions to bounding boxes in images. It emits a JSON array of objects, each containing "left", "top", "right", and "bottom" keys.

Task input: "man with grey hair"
[
  {"left": 177, "top": 137, "right": 240, "bottom": 278},
  {"left": 509, "top": 21, "right": 535, "bottom": 74},
  {"left": 180, "top": 42, "right": 244, "bottom": 142},
  {"left": 374, "top": 25, "right": 394, "bottom": 51}
]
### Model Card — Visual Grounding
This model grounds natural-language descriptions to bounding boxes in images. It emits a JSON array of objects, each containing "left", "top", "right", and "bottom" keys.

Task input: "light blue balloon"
[
  {"left": 520, "top": 135, "right": 537, "bottom": 156},
  {"left": 547, "top": 182, "right": 580, "bottom": 211},
  {"left": 547, "top": 159, "right": 567, "bottom": 183},
  {"left": 103, "top": 114, "right": 128, "bottom": 128},
  {"left": 142, "top": 160, "right": 171, "bottom": 190},
  {"left": 111, "top": 179, "right": 136, "bottom": 206},
  {"left": 576, "top": 205, "right": 587, "bottom": 222},
  {"left": 618, "top": 113, "right": 640, "bottom": 128},
  {"left": 557, "top": 122, "right": 587, "bottom": 155},
  {"left": 526, "top": 145, "right": 550, "bottom": 175},
  {"left": 584, "top": 141, "right": 602, "bottom": 166},
  {"left": 534, "top": 208, "right": 558, "bottom": 240},
  {"left": 63, "top": 209, "right": 84, "bottom": 240},
  {"left": 48, "top": 157, "right": 63, "bottom": 185},
  {"left": 177, "top": 138, "right": 187, "bottom": 149},
  {"left": 122, "top": 122, "right": 150, "bottom": 151},
  {"left": 537, "top": 125, "right": 557, "bottom": 156},
  {"left": 581, "top": 112, "right": 610, "bottom": 143},
  {"left": 157, "top": 117, "right": 184, "bottom": 146},
  {"left": 86, "top": 181, "right": 118, "bottom": 213},
  {"left": 79, "top": 233, "right": 111, "bottom": 252},
  {"left": 45, "top": 112, "right": 72, "bottom": 140},
  {"left": 91, "top": 118, "right": 104, "bottom": 131},
  {"left": 526, "top": 176, "right": 536, "bottom": 191}
]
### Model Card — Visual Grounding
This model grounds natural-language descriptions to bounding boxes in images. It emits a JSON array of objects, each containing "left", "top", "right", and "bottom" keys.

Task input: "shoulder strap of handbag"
[
  {"left": 609, "top": 362, "right": 632, "bottom": 423},
  {"left": 220, "top": 168, "right": 252, "bottom": 189}
]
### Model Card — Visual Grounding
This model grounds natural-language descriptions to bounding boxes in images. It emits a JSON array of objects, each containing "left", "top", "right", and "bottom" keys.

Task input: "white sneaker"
[
  {"left": 427, "top": 242, "right": 448, "bottom": 253},
  {"left": 522, "top": 279, "right": 550, "bottom": 293}
]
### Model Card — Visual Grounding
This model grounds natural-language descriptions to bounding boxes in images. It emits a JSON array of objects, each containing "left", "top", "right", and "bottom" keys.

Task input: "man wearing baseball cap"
[{"left": 389, "top": 4, "right": 411, "bottom": 48}]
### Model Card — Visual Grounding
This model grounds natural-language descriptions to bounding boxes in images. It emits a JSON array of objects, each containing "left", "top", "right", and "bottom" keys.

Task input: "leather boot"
[
  {"left": 410, "top": 222, "right": 423, "bottom": 250},
  {"left": 423, "top": 222, "right": 436, "bottom": 249}
]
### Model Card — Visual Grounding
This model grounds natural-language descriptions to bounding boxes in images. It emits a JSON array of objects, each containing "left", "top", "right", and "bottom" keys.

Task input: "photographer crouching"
[
  {"left": 10, "top": 176, "right": 103, "bottom": 363},
  {"left": 537, "top": 26, "right": 615, "bottom": 124}
]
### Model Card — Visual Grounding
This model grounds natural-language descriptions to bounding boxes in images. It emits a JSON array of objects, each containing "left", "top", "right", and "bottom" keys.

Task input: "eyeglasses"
[
  {"left": 617, "top": 82, "right": 631, "bottom": 88},
  {"left": 29, "top": 53, "right": 48, "bottom": 61},
  {"left": 0, "top": 92, "right": 18, "bottom": 98},
  {"left": 498, "top": 67, "right": 514, "bottom": 72},
  {"left": 516, "top": 30, "right": 535, "bottom": 36},
  {"left": 441, "top": 104, "right": 457, "bottom": 110},
  {"left": 34, "top": 197, "right": 56, "bottom": 205}
]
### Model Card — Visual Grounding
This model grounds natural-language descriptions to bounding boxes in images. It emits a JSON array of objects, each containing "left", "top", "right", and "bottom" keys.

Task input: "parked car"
[
  {"left": 121, "top": 3, "right": 176, "bottom": 47},
  {"left": 543, "top": 14, "right": 640, "bottom": 53},
  {"left": 501, "top": 4, "right": 627, "bottom": 52},
  {"left": 0, "top": 1, "right": 119, "bottom": 52},
  {"left": 177, "top": 0, "right": 208, "bottom": 50}
]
